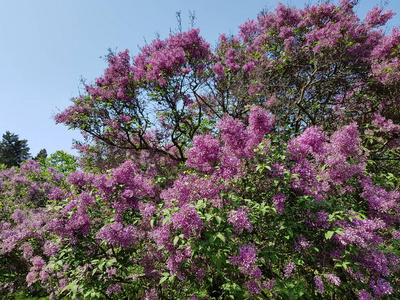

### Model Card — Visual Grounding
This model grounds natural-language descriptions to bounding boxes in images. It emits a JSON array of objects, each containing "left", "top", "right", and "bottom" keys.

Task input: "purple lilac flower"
[
  {"left": 217, "top": 116, "right": 246, "bottom": 152},
  {"left": 11, "top": 209, "right": 27, "bottom": 224},
  {"left": 227, "top": 208, "right": 253, "bottom": 234},
  {"left": 230, "top": 244, "right": 260, "bottom": 279},
  {"left": 166, "top": 247, "right": 192, "bottom": 280},
  {"left": 306, "top": 211, "right": 330, "bottom": 229},
  {"left": 348, "top": 269, "right": 366, "bottom": 283},
  {"left": 325, "top": 273, "right": 340, "bottom": 286},
  {"left": 171, "top": 204, "right": 204, "bottom": 238},
  {"left": 39, "top": 269, "right": 49, "bottom": 283},
  {"left": 364, "top": 6, "right": 395, "bottom": 27},
  {"left": 31, "top": 256, "right": 45, "bottom": 270},
  {"left": 263, "top": 278, "right": 277, "bottom": 292},
  {"left": 370, "top": 278, "right": 393, "bottom": 298},
  {"left": 314, "top": 275, "right": 324, "bottom": 294},
  {"left": 245, "top": 280, "right": 261, "bottom": 296},
  {"left": 58, "top": 279, "right": 67, "bottom": 291},
  {"left": 43, "top": 240, "right": 60, "bottom": 257},
  {"left": 284, "top": 262, "right": 295, "bottom": 278},
  {"left": 106, "top": 284, "right": 121, "bottom": 295},
  {"left": 336, "top": 218, "right": 385, "bottom": 248},
  {"left": 106, "top": 267, "right": 117, "bottom": 278},
  {"left": 294, "top": 235, "right": 312, "bottom": 251},
  {"left": 356, "top": 250, "right": 389, "bottom": 277},
  {"left": 287, "top": 126, "right": 327, "bottom": 161},
  {"left": 272, "top": 193, "right": 286, "bottom": 214},
  {"left": 212, "top": 61, "right": 225, "bottom": 77},
  {"left": 26, "top": 271, "right": 37, "bottom": 287},
  {"left": 139, "top": 201, "right": 157, "bottom": 218},
  {"left": 144, "top": 288, "right": 158, "bottom": 300},
  {"left": 96, "top": 222, "right": 137, "bottom": 248},
  {"left": 186, "top": 135, "right": 220, "bottom": 173},
  {"left": 358, "top": 289, "right": 372, "bottom": 300},
  {"left": 160, "top": 174, "right": 222, "bottom": 207},
  {"left": 245, "top": 106, "right": 275, "bottom": 149},
  {"left": 150, "top": 225, "right": 171, "bottom": 250},
  {"left": 19, "top": 243, "right": 33, "bottom": 260}
]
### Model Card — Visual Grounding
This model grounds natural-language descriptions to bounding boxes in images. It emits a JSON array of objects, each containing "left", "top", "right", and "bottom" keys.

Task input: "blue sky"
[{"left": 1, "top": 0, "right": 399, "bottom": 157}]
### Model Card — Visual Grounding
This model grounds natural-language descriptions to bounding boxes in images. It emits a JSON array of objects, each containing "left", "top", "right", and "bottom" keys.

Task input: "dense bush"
[{"left": 1, "top": 0, "right": 400, "bottom": 299}]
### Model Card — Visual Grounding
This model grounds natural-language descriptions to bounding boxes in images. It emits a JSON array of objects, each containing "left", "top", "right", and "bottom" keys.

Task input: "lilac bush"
[
  {"left": 13, "top": 106, "right": 395, "bottom": 299},
  {"left": 0, "top": 159, "right": 70, "bottom": 297}
]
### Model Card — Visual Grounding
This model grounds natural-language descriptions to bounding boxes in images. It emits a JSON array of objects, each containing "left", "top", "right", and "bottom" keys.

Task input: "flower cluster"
[
  {"left": 230, "top": 244, "right": 261, "bottom": 280},
  {"left": 171, "top": 204, "right": 204, "bottom": 238},
  {"left": 314, "top": 275, "right": 324, "bottom": 294},
  {"left": 227, "top": 208, "right": 253, "bottom": 234},
  {"left": 96, "top": 222, "right": 138, "bottom": 248}
]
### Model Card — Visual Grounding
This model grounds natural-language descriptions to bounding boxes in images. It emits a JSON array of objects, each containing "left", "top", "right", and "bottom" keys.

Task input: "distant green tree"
[
  {"left": 0, "top": 131, "right": 31, "bottom": 167},
  {"left": 34, "top": 148, "right": 47, "bottom": 161},
  {"left": 44, "top": 150, "right": 77, "bottom": 174},
  {"left": 34, "top": 148, "right": 48, "bottom": 167}
]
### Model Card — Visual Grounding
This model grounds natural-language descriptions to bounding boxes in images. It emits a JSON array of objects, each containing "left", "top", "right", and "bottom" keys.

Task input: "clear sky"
[{"left": 1, "top": 0, "right": 399, "bottom": 157}]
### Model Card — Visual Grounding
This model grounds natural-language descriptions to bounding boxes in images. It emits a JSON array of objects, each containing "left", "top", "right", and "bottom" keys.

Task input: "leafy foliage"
[{"left": 42, "top": 150, "right": 77, "bottom": 174}]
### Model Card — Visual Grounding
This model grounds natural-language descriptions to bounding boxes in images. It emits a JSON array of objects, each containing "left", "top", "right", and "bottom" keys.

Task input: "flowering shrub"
[
  {"left": 0, "top": 159, "right": 69, "bottom": 296},
  {"left": 2, "top": 0, "right": 400, "bottom": 299}
]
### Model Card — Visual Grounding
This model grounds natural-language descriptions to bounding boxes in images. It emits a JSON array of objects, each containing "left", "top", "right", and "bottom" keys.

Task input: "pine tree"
[
  {"left": 0, "top": 131, "right": 31, "bottom": 167},
  {"left": 34, "top": 149, "right": 47, "bottom": 161}
]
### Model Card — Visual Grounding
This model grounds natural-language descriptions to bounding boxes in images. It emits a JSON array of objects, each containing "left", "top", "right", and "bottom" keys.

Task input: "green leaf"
[
  {"left": 216, "top": 232, "right": 226, "bottom": 243},
  {"left": 325, "top": 231, "right": 334, "bottom": 240},
  {"left": 209, "top": 234, "right": 216, "bottom": 244},
  {"left": 335, "top": 229, "right": 344, "bottom": 236},
  {"left": 162, "top": 216, "right": 170, "bottom": 225},
  {"left": 160, "top": 276, "right": 169, "bottom": 284},
  {"left": 216, "top": 257, "right": 222, "bottom": 269},
  {"left": 173, "top": 236, "right": 179, "bottom": 245},
  {"left": 205, "top": 213, "right": 213, "bottom": 221}
]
